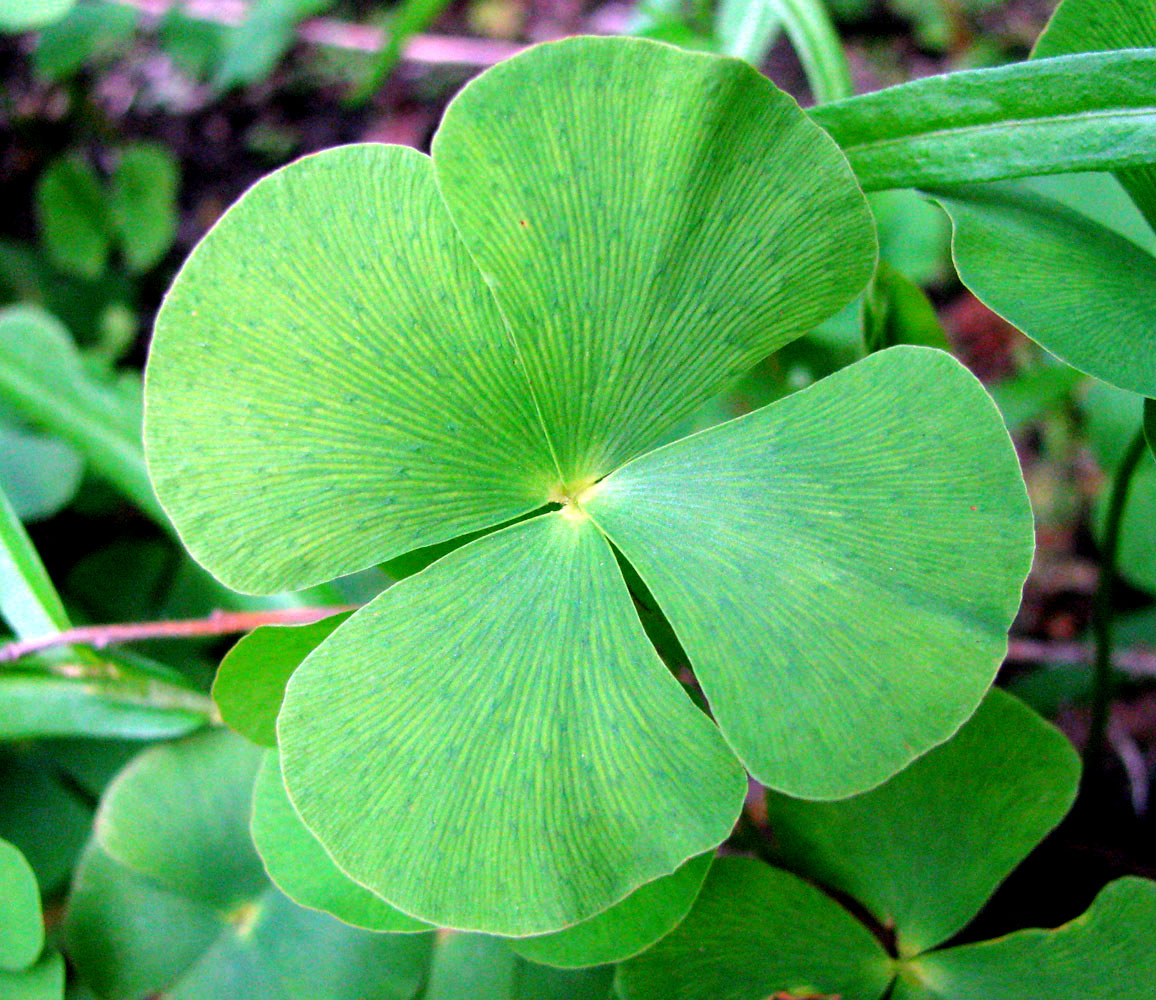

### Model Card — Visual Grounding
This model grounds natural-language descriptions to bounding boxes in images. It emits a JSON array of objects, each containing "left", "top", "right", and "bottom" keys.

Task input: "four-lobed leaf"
[
  {"left": 146, "top": 36, "right": 1032, "bottom": 935},
  {"left": 618, "top": 691, "right": 1156, "bottom": 1000}
]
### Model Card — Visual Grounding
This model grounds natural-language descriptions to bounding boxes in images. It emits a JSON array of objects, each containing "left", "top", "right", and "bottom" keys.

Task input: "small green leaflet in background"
[
  {"left": 66, "top": 730, "right": 433, "bottom": 1000},
  {"left": 350, "top": 0, "right": 452, "bottom": 103},
  {"left": 619, "top": 691, "right": 1156, "bottom": 1000},
  {"left": 616, "top": 858, "right": 893, "bottom": 1000},
  {"left": 33, "top": 2, "right": 137, "bottom": 80},
  {"left": 811, "top": 49, "right": 1156, "bottom": 190},
  {"left": 713, "top": 0, "right": 782, "bottom": 63},
  {"left": 933, "top": 182, "right": 1156, "bottom": 399},
  {"left": 861, "top": 261, "right": 950, "bottom": 354},
  {"left": 212, "top": 0, "right": 333, "bottom": 92},
  {"left": 37, "top": 144, "right": 180, "bottom": 280},
  {"left": 893, "top": 879, "right": 1156, "bottom": 1000},
  {"left": 0, "top": 838, "right": 43, "bottom": 971},
  {"left": 0, "top": 417, "right": 83, "bottom": 523},
  {"left": 0, "top": 0, "right": 73, "bottom": 32},
  {"left": 1034, "top": 0, "right": 1156, "bottom": 232},
  {"left": 1145, "top": 398, "right": 1156, "bottom": 458},
  {"left": 0, "top": 838, "right": 64, "bottom": 1000},
  {"left": 213, "top": 613, "right": 350, "bottom": 746}
]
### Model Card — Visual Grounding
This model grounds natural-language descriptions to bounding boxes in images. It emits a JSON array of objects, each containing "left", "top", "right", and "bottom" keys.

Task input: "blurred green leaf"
[
  {"left": 0, "top": 482, "right": 70, "bottom": 641},
  {"left": 1034, "top": 0, "right": 1156, "bottom": 233},
  {"left": 869, "top": 188, "right": 952, "bottom": 284},
  {"left": 0, "top": 838, "right": 43, "bottom": 972},
  {"left": 109, "top": 144, "right": 180, "bottom": 274},
  {"left": 0, "top": 305, "right": 163, "bottom": 524},
  {"left": 773, "top": 0, "right": 853, "bottom": 102},
  {"left": 934, "top": 182, "right": 1156, "bottom": 398},
  {"left": 212, "top": 0, "right": 334, "bottom": 92},
  {"left": 34, "top": 2, "right": 138, "bottom": 80},
  {"left": 352, "top": 0, "right": 452, "bottom": 102},
  {"left": 0, "top": 0, "right": 73, "bottom": 31},
  {"left": 36, "top": 157, "right": 113, "bottom": 282},
  {"left": 811, "top": 50, "right": 1156, "bottom": 190},
  {"left": 66, "top": 730, "right": 433, "bottom": 1000},
  {"left": 988, "top": 362, "right": 1082, "bottom": 434},
  {"left": 0, "top": 952, "right": 64, "bottom": 1000},
  {"left": 424, "top": 935, "right": 613, "bottom": 1000},
  {"left": 861, "top": 260, "right": 949, "bottom": 354},
  {"left": 714, "top": 0, "right": 782, "bottom": 63},
  {"left": 213, "top": 613, "right": 349, "bottom": 747},
  {"left": 158, "top": 5, "right": 229, "bottom": 79},
  {"left": 0, "top": 421, "right": 84, "bottom": 522}
]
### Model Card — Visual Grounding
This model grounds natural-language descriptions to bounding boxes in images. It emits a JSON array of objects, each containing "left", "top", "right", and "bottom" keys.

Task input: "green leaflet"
[
  {"left": 0, "top": 421, "right": 83, "bottom": 522},
  {"left": 108, "top": 143, "right": 180, "bottom": 274},
  {"left": 146, "top": 143, "right": 555, "bottom": 595},
  {"left": 432, "top": 36, "right": 873, "bottom": 488},
  {"left": 67, "top": 730, "right": 432, "bottom": 1000},
  {"left": 762, "top": 689, "right": 1080, "bottom": 954},
  {"left": 213, "top": 613, "right": 350, "bottom": 747},
  {"left": 1034, "top": 0, "right": 1156, "bottom": 232},
  {"left": 1146, "top": 397, "right": 1156, "bottom": 459},
  {"left": 0, "top": 0, "right": 73, "bottom": 31},
  {"left": 251, "top": 751, "right": 429, "bottom": 933},
  {"left": 894, "top": 878, "right": 1156, "bottom": 1000},
  {"left": 279, "top": 513, "right": 745, "bottom": 935},
  {"left": 615, "top": 857, "right": 893, "bottom": 1000},
  {"left": 811, "top": 49, "right": 1156, "bottom": 191},
  {"left": 861, "top": 260, "right": 950, "bottom": 353},
  {"left": 0, "top": 838, "right": 43, "bottom": 971},
  {"left": 36, "top": 155, "right": 112, "bottom": 280},
  {"left": 0, "top": 953, "right": 64, "bottom": 1000},
  {"left": 619, "top": 692, "right": 1156, "bottom": 1000},
  {"left": 933, "top": 182, "right": 1156, "bottom": 398},
  {"left": 586, "top": 347, "right": 1032, "bottom": 799},
  {"left": 771, "top": 0, "right": 853, "bottom": 103},
  {"left": 506, "top": 853, "right": 712, "bottom": 968}
]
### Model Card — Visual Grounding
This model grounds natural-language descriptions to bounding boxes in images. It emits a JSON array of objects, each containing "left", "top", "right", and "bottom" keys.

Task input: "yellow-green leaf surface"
[
  {"left": 616, "top": 858, "right": 893, "bottom": 1000},
  {"left": 586, "top": 347, "right": 1033, "bottom": 799},
  {"left": 251, "top": 751, "right": 428, "bottom": 933},
  {"left": 279, "top": 513, "right": 745, "bottom": 936},
  {"left": 146, "top": 143, "right": 555, "bottom": 594},
  {"left": 934, "top": 182, "right": 1156, "bottom": 398},
  {"left": 1034, "top": 0, "right": 1156, "bottom": 231},
  {"left": 0, "top": 838, "right": 43, "bottom": 971},
  {"left": 66, "top": 730, "right": 432, "bottom": 1000},
  {"left": 506, "top": 853, "right": 712, "bottom": 968},
  {"left": 213, "top": 613, "right": 349, "bottom": 747},
  {"left": 432, "top": 37, "right": 874, "bottom": 487},
  {"left": 894, "top": 878, "right": 1156, "bottom": 1000},
  {"left": 0, "top": 953, "right": 63, "bottom": 1000},
  {"left": 763, "top": 689, "right": 1080, "bottom": 955}
]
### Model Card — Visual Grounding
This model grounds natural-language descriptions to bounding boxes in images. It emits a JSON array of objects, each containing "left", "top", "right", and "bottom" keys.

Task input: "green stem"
[{"left": 1086, "top": 427, "right": 1148, "bottom": 773}]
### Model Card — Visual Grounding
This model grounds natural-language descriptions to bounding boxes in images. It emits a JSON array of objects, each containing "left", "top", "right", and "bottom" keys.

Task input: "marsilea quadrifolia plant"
[{"left": 144, "top": 36, "right": 1033, "bottom": 937}]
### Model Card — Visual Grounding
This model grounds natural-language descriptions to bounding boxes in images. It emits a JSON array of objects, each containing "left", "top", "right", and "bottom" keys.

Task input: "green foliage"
[
  {"left": 0, "top": 838, "right": 63, "bottom": 1000},
  {"left": 65, "top": 730, "right": 434, "bottom": 1000},
  {"left": 144, "top": 35, "right": 1039, "bottom": 936},
  {"left": 33, "top": 2, "right": 138, "bottom": 80},
  {"left": 36, "top": 145, "right": 180, "bottom": 281},
  {"left": 0, "top": 0, "right": 73, "bottom": 32},
  {"left": 861, "top": 260, "right": 950, "bottom": 353},
  {"left": 811, "top": 49, "right": 1156, "bottom": 189},
  {"left": 212, "top": 0, "right": 334, "bottom": 92},
  {"left": 618, "top": 692, "right": 1154, "bottom": 999}
]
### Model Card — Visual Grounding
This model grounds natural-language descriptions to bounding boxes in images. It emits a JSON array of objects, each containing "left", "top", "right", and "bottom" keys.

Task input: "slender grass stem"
[{"left": 1086, "top": 427, "right": 1148, "bottom": 774}]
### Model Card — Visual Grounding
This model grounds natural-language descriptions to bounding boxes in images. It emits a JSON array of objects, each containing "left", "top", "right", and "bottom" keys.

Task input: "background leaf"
[
  {"left": 763, "top": 689, "right": 1080, "bottom": 955},
  {"left": 109, "top": 143, "right": 180, "bottom": 274},
  {"left": 0, "top": 838, "right": 43, "bottom": 972},
  {"left": 811, "top": 50, "right": 1156, "bottom": 190},
  {"left": 0, "top": 0, "right": 73, "bottom": 32},
  {"left": 616, "top": 857, "right": 893, "bottom": 1000},
  {"left": 36, "top": 156, "right": 113, "bottom": 281}
]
